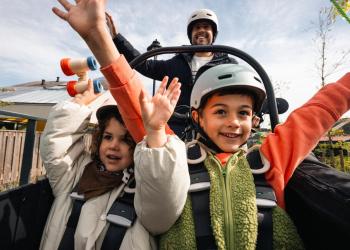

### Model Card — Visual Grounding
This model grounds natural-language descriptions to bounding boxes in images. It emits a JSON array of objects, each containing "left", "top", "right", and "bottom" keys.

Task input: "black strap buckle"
[
  {"left": 189, "top": 171, "right": 211, "bottom": 192},
  {"left": 106, "top": 201, "right": 136, "bottom": 228}
]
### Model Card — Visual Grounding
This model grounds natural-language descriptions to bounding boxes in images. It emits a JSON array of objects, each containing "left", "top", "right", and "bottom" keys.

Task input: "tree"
[
  {"left": 331, "top": 0, "right": 350, "bottom": 24},
  {"left": 313, "top": 5, "right": 350, "bottom": 167},
  {"left": 314, "top": 7, "right": 350, "bottom": 87}
]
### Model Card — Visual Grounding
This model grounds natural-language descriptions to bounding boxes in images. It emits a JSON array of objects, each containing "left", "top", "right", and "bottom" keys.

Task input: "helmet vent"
[
  {"left": 206, "top": 13, "right": 212, "bottom": 16},
  {"left": 254, "top": 76, "right": 262, "bottom": 83},
  {"left": 218, "top": 74, "right": 232, "bottom": 80}
]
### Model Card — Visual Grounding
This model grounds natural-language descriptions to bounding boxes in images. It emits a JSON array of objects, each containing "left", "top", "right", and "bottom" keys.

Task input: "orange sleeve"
[
  {"left": 260, "top": 73, "right": 350, "bottom": 208},
  {"left": 100, "top": 55, "right": 173, "bottom": 143}
]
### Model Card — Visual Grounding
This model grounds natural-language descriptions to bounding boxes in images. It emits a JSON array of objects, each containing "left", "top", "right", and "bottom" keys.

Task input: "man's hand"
[{"left": 106, "top": 12, "right": 118, "bottom": 38}]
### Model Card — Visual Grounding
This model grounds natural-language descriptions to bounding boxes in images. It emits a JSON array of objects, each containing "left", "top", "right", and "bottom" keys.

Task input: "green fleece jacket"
[{"left": 160, "top": 151, "right": 304, "bottom": 250}]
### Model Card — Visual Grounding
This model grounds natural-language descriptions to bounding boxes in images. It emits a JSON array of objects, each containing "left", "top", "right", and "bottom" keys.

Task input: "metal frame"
[
  {"left": 130, "top": 45, "right": 279, "bottom": 130},
  {"left": 1, "top": 44, "right": 279, "bottom": 186}
]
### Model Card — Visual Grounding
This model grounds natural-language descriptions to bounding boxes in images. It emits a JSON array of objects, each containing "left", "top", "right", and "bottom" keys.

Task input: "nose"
[
  {"left": 226, "top": 115, "right": 240, "bottom": 128},
  {"left": 109, "top": 138, "right": 120, "bottom": 150},
  {"left": 197, "top": 25, "right": 206, "bottom": 32}
]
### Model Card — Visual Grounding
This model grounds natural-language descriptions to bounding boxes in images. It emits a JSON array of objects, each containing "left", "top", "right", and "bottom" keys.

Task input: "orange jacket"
[{"left": 101, "top": 55, "right": 350, "bottom": 208}]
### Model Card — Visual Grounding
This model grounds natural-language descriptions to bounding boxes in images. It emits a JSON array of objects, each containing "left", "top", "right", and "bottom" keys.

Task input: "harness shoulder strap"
[
  {"left": 101, "top": 185, "right": 136, "bottom": 250},
  {"left": 188, "top": 145, "right": 277, "bottom": 250},
  {"left": 188, "top": 162, "right": 217, "bottom": 250},
  {"left": 58, "top": 191, "right": 85, "bottom": 250},
  {"left": 58, "top": 171, "right": 136, "bottom": 250},
  {"left": 246, "top": 147, "right": 276, "bottom": 250}
]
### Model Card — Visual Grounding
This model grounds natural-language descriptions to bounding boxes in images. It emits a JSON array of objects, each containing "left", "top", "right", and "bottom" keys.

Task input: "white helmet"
[
  {"left": 187, "top": 9, "right": 219, "bottom": 43},
  {"left": 191, "top": 64, "right": 266, "bottom": 113}
]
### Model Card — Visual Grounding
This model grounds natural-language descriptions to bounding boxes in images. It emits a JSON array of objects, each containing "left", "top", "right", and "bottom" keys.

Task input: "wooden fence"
[
  {"left": 0, "top": 130, "right": 92, "bottom": 190},
  {"left": 0, "top": 130, "right": 44, "bottom": 188}
]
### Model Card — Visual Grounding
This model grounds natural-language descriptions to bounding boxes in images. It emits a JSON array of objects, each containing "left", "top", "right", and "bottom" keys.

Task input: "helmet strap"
[{"left": 192, "top": 112, "right": 223, "bottom": 154}]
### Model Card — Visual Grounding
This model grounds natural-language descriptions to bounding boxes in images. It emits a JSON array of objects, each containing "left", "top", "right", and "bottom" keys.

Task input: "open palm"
[
  {"left": 52, "top": 0, "right": 106, "bottom": 40},
  {"left": 140, "top": 77, "right": 181, "bottom": 132}
]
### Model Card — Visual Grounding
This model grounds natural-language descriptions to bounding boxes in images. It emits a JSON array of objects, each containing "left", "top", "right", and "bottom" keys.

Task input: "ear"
[
  {"left": 192, "top": 110, "right": 199, "bottom": 123},
  {"left": 252, "top": 115, "right": 261, "bottom": 128}
]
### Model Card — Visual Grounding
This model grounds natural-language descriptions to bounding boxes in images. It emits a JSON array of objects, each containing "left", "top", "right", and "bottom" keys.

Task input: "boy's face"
[{"left": 193, "top": 93, "right": 254, "bottom": 152}]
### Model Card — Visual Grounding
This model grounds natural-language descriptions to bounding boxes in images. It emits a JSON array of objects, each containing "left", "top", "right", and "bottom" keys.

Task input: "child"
[
  {"left": 52, "top": 0, "right": 350, "bottom": 249},
  {"left": 39, "top": 80, "right": 156, "bottom": 249}
]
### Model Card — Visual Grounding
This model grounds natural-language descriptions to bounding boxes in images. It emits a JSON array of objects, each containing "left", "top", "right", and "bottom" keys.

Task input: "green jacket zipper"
[{"left": 215, "top": 157, "right": 235, "bottom": 250}]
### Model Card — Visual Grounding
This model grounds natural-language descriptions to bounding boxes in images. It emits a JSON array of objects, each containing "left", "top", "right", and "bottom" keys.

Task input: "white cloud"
[{"left": 0, "top": 0, "right": 349, "bottom": 121}]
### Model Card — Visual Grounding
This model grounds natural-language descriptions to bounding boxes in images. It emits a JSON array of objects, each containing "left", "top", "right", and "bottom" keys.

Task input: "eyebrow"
[{"left": 209, "top": 103, "right": 253, "bottom": 109}]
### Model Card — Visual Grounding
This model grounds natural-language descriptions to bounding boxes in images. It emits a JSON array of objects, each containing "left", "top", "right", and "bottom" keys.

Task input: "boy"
[{"left": 136, "top": 64, "right": 311, "bottom": 249}]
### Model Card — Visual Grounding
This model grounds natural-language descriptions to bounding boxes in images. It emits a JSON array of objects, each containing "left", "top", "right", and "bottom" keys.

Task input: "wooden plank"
[
  {"left": 0, "top": 132, "right": 6, "bottom": 184},
  {"left": 31, "top": 132, "right": 44, "bottom": 182},
  {"left": 37, "top": 132, "right": 45, "bottom": 176},
  {"left": 9, "top": 131, "right": 17, "bottom": 183},
  {"left": 11, "top": 131, "right": 23, "bottom": 184},
  {"left": 3, "top": 132, "right": 14, "bottom": 184},
  {"left": 18, "top": 131, "right": 25, "bottom": 180}
]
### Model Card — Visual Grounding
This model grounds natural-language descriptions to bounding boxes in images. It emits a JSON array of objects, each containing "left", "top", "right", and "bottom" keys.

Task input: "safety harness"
[
  {"left": 188, "top": 146, "right": 277, "bottom": 250},
  {"left": 58, "top": 168, "right": 136, "bottom": 250}
]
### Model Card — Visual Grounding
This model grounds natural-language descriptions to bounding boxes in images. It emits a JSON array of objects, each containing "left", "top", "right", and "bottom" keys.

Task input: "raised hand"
[
  {"left": 139, "top": 76, "right": 181, "bottom": 147},
  {"left": 52, "top": 0, "right": 106, "bottom": 40},
  {"left": 73, "top": 79, "right": 101, "bottom": 106},
  {"left": 106, "top": 12, "right": 118, "bottom": 38}
]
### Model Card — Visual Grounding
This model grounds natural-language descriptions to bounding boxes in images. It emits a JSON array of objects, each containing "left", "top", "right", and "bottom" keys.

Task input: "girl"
[{"left": 40, "top": 81, "right": 156, "bottom": 249}]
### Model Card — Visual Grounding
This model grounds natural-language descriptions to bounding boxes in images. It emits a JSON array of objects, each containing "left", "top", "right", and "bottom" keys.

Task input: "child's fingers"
[
  {"left": 57, "top": 0, "right": 72, "bottom": 11},
  {"left": 170, "top": 89, "right": 181, "bottom": 107},
  {"left": 168, "top": 83, "right": 181, "bottom": 104},
  {"left": 165, "top": 78, "right": 180, "bottom": 97},
  {"left": 139, "top": 88, "right": 149, "bottom": 107},
  {"left": 156, "top": 76, "right": 169, "bottom": 95},
  {"left": 52, "top": 7, "right": 67, "bottom": 20},
  {"left": 86, "top": 79, "right": 94, "bottom": 92}
]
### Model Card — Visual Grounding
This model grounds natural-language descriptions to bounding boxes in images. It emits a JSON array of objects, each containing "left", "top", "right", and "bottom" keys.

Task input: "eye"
[
  {"left": 214, "top": 109, "right": 226, "bottom": 116},
  {"left": 121, "top": 134, "right": 134, "bottom": 147},
  {"left": 102, "top": 133, "right": 112, "bottom": 141},
  {"left": 239, "top": 110, "right": 252, "bottom": 116}
]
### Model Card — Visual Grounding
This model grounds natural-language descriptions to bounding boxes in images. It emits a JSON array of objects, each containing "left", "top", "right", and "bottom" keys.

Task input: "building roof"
[
  {"left": 0, "top": 88, "right": 70, "bottom": 104},
  {"left": 0, "top": 79, "right": 114, "bottom": 121},
  {"left": 0, "top": 80, "right": 71, "bottom": 120},
  {"left": 0, "top": 80, "right": 71, "bottom": 104}
]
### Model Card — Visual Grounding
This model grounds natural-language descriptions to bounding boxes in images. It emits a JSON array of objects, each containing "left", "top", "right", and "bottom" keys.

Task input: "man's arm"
[{"left": 105, "top": 13, "right": 171, "bottom": 81}]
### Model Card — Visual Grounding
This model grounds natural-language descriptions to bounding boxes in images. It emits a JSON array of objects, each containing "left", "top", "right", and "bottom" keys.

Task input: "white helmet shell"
[
  {"left": 187, "top": 9, "right": 219, "bottom": 43},
  {"left": 190, "top": 64, "right": 266, "bottom": 112}
]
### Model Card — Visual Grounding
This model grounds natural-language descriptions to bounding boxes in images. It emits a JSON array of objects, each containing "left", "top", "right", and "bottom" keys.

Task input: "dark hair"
[
  {"left": 197, "top": 87, "right": 257, "bottom": 115},
  {"left": 90, "top": 112, "right": 136, "bottom": 163}
]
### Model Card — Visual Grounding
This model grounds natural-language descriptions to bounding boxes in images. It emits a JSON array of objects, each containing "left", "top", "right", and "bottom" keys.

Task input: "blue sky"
[{"left": 1, "top": 0, "right": 349, "bottom": 120}]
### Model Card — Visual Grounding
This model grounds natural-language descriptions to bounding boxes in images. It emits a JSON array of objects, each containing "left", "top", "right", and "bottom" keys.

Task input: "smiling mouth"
[
  {"left": 107, "top": 155, "right": 121, "bottom": 161},
  {"left": 220, "top": 133, "right": 240, "bottom": 139},
  {"left": 195, "top": 32, "right": 208, "bottom": 39}
]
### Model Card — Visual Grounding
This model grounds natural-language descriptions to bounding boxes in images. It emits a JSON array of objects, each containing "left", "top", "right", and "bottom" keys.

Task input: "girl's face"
[
  {"left": 99, "top": 117, "right": 133, "bottom": 172},
  {"left": 193, "top": 93, "right": 254, "bottom": 153}
]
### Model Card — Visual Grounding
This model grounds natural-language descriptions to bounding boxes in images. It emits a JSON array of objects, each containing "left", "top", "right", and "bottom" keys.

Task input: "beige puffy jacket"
[
  {"left": 39, "top": 101, "right": 156, "bottom": 250},
  {"left": 134, "top": 136, "right": 190, "bottom": 235}
]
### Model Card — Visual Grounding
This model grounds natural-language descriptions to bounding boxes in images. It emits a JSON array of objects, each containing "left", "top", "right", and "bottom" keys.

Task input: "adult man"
[{"left": 107, "top": 9, "right": 238, "bottom": 137}]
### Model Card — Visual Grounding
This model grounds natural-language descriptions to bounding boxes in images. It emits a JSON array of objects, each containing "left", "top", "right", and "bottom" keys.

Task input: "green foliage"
[
  {"left": 313, "top": 141, "right": 350, "bottom": 173},
  {"left": 0, "top": 101, "right": 13, "bottom": 107}
]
